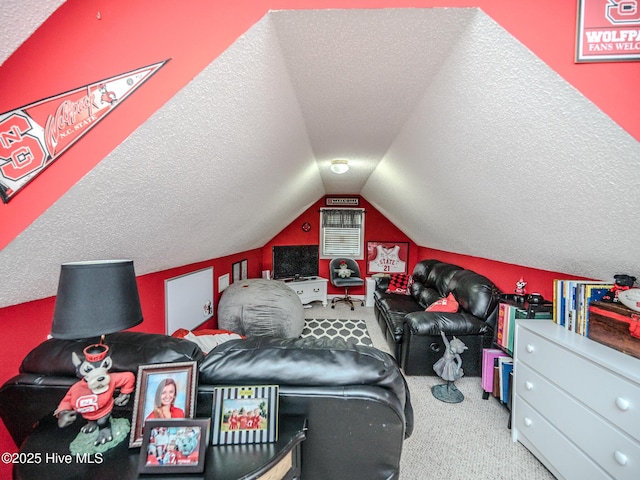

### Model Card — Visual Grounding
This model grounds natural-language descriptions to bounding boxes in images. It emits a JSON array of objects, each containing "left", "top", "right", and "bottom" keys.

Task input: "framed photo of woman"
[{"left": 129, "top": 361, "right": 198, "bottom": 447}]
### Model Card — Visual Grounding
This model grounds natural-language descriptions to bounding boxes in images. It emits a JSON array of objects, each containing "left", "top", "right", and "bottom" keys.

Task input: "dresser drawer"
[
  {"left": 516, "top": 325, "right": 640, "bottom": 439},
  {"left": 290, "top": 285, "right": 309, "bottom": 302},
  {"left": 513, "top": 397, "right": 610, "bottom": 480},
  {"left": 293, "top": 286, "right": 321, "bottom": 301},
  {"left": 516, "top": 362, "right": 640, "bottom": 480},
  {"left": 285, "top": 278, "right": 327, "bottom": 306},
  {"left": 299, "top": 285, "right": 322, "bottom": 296}
]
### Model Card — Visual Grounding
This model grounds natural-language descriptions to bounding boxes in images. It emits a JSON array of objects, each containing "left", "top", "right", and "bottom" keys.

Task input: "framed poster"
[
  {"left": 138, "top": 418, "right": 210, "bottom": 474},
  {"left": 576, "top": 0, "right": 640, "bottom": 62},
  {"left": 129, "top": 361, "right": 198, "bottom": 447},
  {"left": 366, "top": 241, "right": 409, "bottom": 274},
  {"left": 325, "top": 196, "right": 359, "bottom": 206},
  {"left": 210, "top": 385, "right": 279, "bottom": 445}
]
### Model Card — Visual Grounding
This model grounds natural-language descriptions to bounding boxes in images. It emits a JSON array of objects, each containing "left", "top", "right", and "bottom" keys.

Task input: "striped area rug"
[{"left": 300, "top": 318, "right": 373, "bottom": 346}]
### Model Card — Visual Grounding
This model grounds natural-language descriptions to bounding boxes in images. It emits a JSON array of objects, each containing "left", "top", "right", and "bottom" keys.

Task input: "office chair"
[{"left": 329, "top": 257, "right": 365, "bottom": 310}]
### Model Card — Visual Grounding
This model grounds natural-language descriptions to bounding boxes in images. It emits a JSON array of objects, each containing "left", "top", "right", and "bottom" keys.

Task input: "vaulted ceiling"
[{"left": 1, "top": 2, "right": 639, "bottom": 308}]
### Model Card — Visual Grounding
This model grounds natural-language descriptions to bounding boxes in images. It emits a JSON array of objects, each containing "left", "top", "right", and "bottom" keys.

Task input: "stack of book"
[
  {"left": 497, "top": 301, "right": 552, "bottom": 354},
  {"left": 482, "top": 348, "right": 513, "bottom": 405},
  {"left": 552, "top": 280, "right": 613, "bottom": 336}
]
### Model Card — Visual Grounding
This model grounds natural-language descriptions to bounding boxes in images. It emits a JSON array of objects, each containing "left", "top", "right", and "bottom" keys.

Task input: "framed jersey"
[{"left": 366, "top": 241, "right": 408, "bottom": 274}]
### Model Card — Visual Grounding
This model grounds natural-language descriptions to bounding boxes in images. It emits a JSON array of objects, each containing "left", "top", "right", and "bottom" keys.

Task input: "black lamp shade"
[{"left": 51, "top": 260, "right": 143, "bottom": 339}]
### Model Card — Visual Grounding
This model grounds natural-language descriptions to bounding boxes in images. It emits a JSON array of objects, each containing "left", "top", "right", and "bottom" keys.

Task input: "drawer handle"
[
  {"left": 614, "top": 451, "right": 628, "bottom": 466},
  {"left": 615, "top": 397, "right": 630, "bottom": 411},
  {"left": 523, "top": 417, "right": 532, "bottom": 427},
  {"left": 525, "top": 381, "right": 533, "bottom": 391},
  {"left": 296, "top": 290, "right": 303, "bottom": 294},
  {"left": 526, "top": 344, "right": 534, "bottom": 353},
  {"left": 313, "top": 288, "right": 320, "bottom": 292}
]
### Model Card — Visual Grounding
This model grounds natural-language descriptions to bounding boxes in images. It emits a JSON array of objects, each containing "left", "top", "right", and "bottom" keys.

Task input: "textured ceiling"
[
  {"left": 1, "top": 7, "right": 639, "bottom": 308},
  {"left": 270, "top": 8, "right": 475, "bottom": 194},
  {"left": 362, "top": 11, "right": 640, "bottom": 279},
  {"left": 0, "top": 0, "right": 65, "bottom": 66}
]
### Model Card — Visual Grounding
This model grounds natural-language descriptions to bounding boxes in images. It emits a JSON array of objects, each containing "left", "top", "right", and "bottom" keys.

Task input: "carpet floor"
[
  {"left": 303, "top": 301, "right": 555, "bottom": 480},
  {"left": 301, "top": 318, "right": 373, "bottom": 346}
]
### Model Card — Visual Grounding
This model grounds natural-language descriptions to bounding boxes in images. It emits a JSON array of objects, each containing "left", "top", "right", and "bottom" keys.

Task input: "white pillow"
[{"left": 184, "top": 331, "right": 243, "bottom": 354}]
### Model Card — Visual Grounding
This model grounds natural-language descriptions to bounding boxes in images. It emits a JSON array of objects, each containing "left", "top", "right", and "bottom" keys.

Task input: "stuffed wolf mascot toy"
[{"left": 55, "top": 342, "right": 135, "bottom": 446}]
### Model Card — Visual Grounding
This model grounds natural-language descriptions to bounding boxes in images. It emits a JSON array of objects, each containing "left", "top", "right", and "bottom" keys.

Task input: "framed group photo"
[
  {"left": 138, "top": 418, "right": 210, "bottom": 474},
  {"left": 211, "top": 385, "right": 279, "bottom": 445},
  {"left": 129, "top": 361, "right": 198, "bottom": 447},
  {"left": 366, "top": 241, "right": 409, "bottom": 274}
]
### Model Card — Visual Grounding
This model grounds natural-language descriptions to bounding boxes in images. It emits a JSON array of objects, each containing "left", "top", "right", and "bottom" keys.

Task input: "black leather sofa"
[
  {"left": 374, "top": 259, "right": 501, "bottom": 376},
  {"left": 0, "top": 331, "right": 413, "bottom": 480}
]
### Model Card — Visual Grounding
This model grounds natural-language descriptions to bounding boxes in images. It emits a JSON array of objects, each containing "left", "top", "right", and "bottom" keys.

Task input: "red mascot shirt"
[{"left": 57, "top": 372, "right": 135, "bottom": 421}]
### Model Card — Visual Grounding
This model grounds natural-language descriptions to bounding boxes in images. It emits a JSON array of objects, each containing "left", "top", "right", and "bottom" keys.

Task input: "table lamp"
[
  {"left": 50, "top": 260, "right": 142, "bottom": 453},
  {"left": 51, "top": 259, "right": 143, "bottom": 339}
]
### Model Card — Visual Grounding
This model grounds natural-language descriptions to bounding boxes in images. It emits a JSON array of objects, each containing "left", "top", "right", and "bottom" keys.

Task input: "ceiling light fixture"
[{"left": 330, "top": 159, "right": 349, "bottom": 174}]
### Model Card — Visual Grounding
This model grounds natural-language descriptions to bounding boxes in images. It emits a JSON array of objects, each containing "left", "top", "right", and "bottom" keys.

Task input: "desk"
[{"left": 14, "top": 415, "right": 306, "bottom": 480}]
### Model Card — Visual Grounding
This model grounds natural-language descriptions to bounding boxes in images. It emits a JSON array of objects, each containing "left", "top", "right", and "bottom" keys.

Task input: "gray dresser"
[{"left": 513, "top": 319, "right": 640, "bottom": 480}]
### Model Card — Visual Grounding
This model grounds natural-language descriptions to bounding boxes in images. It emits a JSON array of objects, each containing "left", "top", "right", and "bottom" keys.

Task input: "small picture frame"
[
  {"left": 211, "top": 385, "right": 279, "bottom": 445},
  {"left": 232, "top": 259, "right": 249, "bottom": 282},
  {"left": 138, "top": 418, "right": 210, "bottom": 474},
  {"left": 129, "top": 361, "right": 198, "bottom": 447},
  {"left": 241, "top": 258, "right": 248, "bottom": 280},
  {"left": 232, "top": 261, "right": 240, "bottom": 282}
]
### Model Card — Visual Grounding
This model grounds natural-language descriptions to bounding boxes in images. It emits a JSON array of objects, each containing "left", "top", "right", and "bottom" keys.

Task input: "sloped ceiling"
[
  {"left": 1, "top": 7, "right": 639, "bottom": 308},
  {"left": 362, "top": 10, "right": 640, "bottom": 280},
  {"left": 0, "top": 0, "right": 65, "bottom": 66}
]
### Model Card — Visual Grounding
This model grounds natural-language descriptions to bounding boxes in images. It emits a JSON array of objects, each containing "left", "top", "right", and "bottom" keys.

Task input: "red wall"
[
  {"left": 262, "top": 196, "right": 418, "bottom": 297},
  {"left": 261, "top": 204, "right": 592, "bottom": 302},
  {"left": 418, "top": 247, "right": 590, "bottom": 301}
]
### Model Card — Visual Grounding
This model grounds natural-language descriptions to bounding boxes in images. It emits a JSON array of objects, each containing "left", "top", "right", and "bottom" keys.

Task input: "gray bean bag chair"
[{"left": 217, "top": 279, "right": 305, "bottom": 338}]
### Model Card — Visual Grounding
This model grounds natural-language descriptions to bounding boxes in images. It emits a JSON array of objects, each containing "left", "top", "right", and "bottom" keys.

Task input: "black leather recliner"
[
  {"left": 0, "top": 331, "right": 204, "bottom": 448},
  {"left": 198, "top": 336, "right": 413, "bottom": 480},
  {"left": 374, "top": 259, "right": 501, "bottom": 375}
]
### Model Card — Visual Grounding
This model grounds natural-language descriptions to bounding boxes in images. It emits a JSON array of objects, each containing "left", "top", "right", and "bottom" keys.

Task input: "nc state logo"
[
  {"left": 607, "top": 0, "right": 640, "bottom": 24},
  {"left": 0, "top": 113, "right": 47, "bottom": 182},
  {"left": 75, "top": 394, "right": 99, "bottom": 413}
]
